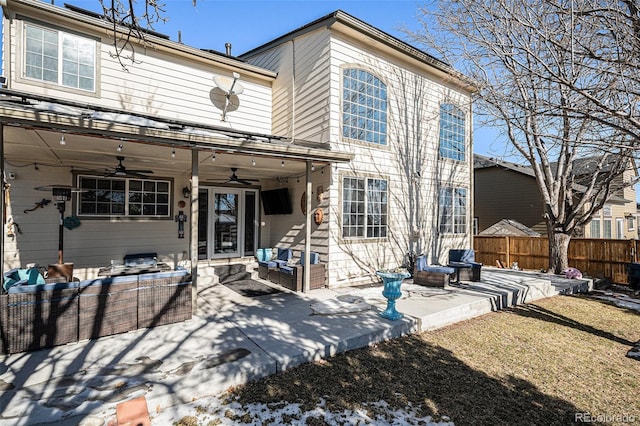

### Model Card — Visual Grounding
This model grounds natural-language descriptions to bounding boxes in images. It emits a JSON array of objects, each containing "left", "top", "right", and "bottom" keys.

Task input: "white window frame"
[
  {"left": 439, "top": 104, "right": 466, "bottom": 161},
  {"left": 342, "top": 68, "right": 388, "bottom": 146},
  {"left": 76, "top": 175, "right": 172, "bottom": 218},
  {"left": 627, "top": 216, "right": 635, "bottom": 231},
  {"left": 603, "top": 218, "right": 612, "bottom": 239},
  {"left": 439, "top": 187, "right": 467, "bottom": 234},
  {"left": 342, "top": 176, "right": 388, "bottom": 239},
  {"left": 23, "top": 22, "right": 96, "bottom": 92},
  {"left": 590, "top": 219, "right": 601, "bottom": 238},
  {"left": 616, "top": 218, "right": 624, "bottom": 239}
]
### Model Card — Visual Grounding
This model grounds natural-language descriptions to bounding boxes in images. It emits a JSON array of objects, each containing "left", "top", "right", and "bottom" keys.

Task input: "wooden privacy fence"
[{"left": 473, "top": 236, "right": 639, "bottom": 285}]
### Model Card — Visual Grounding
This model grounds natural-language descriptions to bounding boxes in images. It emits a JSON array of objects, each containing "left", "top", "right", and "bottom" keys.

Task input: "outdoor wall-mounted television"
[{"left": 260, "top": 188, "right": 293, "bottom": 215}]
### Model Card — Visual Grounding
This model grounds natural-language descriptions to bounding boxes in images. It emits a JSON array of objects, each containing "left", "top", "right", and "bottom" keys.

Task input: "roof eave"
[
  {"left": 2, "top": 0, "right": 277, "bottom": 81},
  {"left": 240, "top": 10, "right": 477, "bottom": 93}
]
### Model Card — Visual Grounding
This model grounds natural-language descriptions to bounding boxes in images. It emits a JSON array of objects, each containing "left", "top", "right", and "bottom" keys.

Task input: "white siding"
[
  {"left": 246, "top": 29, "right": 332, "bottom": 142},
  {"left": 7, "top": 18, "right": 273, "bottom": 135},
  {"left": 247, "top": 27, "right": 474, "bottom": 286},
  {"left": 3, "top": 161, "right": 191, "bottom": 280}
]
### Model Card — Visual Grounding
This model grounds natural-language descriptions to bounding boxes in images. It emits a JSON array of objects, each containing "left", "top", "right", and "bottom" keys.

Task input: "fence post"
[{"left": 505, "top": 236, "right": 510, "bottom": 268}]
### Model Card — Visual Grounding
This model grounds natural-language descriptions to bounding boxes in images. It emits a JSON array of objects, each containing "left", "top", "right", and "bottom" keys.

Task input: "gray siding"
[{"left": 474, "top": 168, "right": 544, "bottom": 232}]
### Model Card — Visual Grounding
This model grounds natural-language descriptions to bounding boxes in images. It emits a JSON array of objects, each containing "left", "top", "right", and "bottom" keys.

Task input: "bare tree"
[
  {"left": 98, "top": 0, "right": 169, "bottom": 69},
  {"left": 408, "top": 0, "right": 640, "bottom": 273}
]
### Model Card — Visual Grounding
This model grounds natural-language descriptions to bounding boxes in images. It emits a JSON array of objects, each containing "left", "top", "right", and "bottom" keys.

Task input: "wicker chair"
[{"left": 276, "top": 252, "right": 326, "bottom": 291}]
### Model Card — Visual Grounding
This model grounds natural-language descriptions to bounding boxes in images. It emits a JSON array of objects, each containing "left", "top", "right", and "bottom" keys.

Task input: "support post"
[
  {"left": 1, "top": 124, "right": 4, "bottom": 274},
  {"left": 304, "top": 160, "right": 312, "bottom": 293},
  {"left": 190, "top": 150, "right": 199, "bottom": 314}
]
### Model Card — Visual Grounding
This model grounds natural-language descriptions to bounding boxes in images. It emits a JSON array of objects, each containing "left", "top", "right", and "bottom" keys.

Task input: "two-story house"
[
  {"left": 474, "top": 154, "right": 638, "bottom": 239},
  {"left": 0, "top": 0, "right": 475, "bottom": 290}
]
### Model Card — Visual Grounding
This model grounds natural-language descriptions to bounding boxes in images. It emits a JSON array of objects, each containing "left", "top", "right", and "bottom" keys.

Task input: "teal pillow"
[{"left": 16, "top": 268, "right": 45, "bottom": 285}]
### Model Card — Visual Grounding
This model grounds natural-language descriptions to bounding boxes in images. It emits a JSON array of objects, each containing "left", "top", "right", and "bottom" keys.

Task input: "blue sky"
[{"left": 2, "top": 0, "right": 505, "bottom": 155}]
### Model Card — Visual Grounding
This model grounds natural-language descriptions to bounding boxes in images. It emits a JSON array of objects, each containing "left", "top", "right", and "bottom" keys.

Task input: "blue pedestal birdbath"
[{"left": 376, "top": 270, "right": 410, "bottom": 320}]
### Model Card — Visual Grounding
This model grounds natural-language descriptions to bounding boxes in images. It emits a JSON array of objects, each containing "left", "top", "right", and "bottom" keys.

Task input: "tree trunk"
[{"left": 548, "top": 232, "right": 571, "bottom": 274}]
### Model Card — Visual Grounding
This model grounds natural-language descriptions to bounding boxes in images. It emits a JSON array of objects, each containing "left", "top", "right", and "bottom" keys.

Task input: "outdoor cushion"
[
  {"left": 415, "top": 255, "right": 428, "bottom": 271},
  {"left": 271, "top": 248, "right": 292, "bottom": 268},
  {"left": 276, "top": 248, "right": 292, "bottom": 261},
  {"left": 279, "top": 265, "right": 295, "bottom": 275},
  {"left": 448, "top": 249, "right": 482, "bottom": 269},
  {"left": 7, "top": 280, "right": 80, "bottom": 294},
  {"left": 3, "top": 268, "right": 45, "bottom": 292},
  {"left": 420, "top": 265, "right": 455, "bottom": 274},
  {"left": 256, "top": 248, "right": 273, "bottom": 262},
  {"left": 415, "top": 256, "right": 454, "bottom": 274},
  {"left": 299, "top": 252, "right": 320, "bottom": 265},
  {"left": 280, "top": 251, "right": 321, "bottom": 275}
]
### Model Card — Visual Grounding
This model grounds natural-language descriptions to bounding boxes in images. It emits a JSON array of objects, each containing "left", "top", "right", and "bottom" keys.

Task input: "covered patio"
[{"left": 0, "top": 88, "right": 353, "bottom": 301}]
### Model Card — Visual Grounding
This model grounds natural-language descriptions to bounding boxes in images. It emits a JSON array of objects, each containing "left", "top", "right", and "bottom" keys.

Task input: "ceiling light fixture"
[
  {"left": 281, "top": 160, "right": 285, "bottom": 167},
  {"left": 212, "top": 152, "right": 216, "bottom": 162},
  {"left": 117, "top": 143, "right": 123, "bottom": 152},
  {"left": 171, "top": 148, "right": 176, "bottom": 159},
  {"left": 59, "top": 133, "right": 66, "bottom": 145}
]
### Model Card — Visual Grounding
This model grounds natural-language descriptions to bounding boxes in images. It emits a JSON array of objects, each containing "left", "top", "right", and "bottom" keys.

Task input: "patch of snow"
[
  {"left": 90, "top": 112, "right": 171, "bottom": 129},
  {"left": 182, "top": 126, "right": 231, "bottom": 138},
  {"left": 150, "top": 396, "right": 454, "bottom": 425},
  {"left": 31, "top": 101, "right": 87, "bottom": 116}
]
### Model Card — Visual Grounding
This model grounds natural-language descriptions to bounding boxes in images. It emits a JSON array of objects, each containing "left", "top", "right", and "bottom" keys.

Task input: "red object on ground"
[{"left": 115, "top": 396, "right": 151, "bottom": 426}]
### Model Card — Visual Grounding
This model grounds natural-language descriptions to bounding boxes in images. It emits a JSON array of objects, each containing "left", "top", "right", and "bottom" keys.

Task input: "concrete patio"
[{"left": 0, "top": 267, "right": 592, "bottom": 425}]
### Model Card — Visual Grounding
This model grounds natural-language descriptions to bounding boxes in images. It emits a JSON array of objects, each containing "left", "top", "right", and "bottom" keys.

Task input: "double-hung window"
[
  {"left": 342, "top": 177, "right": 388, "bottom": 238},
  {"left": 590, "top": 219, "right": 601, "bottom": 238},
  {"left": 78, "top": 176, "right": 171, "bottom": 218},
  {"left": 24, "top": 23, "right": 96, "bottom": 92},
  {"left": 439, "top": 104, "right": 465, "bottom": 161},
  {"left": 342, "top": 69, "right": 387, "bottom": 145},
  {"left": 603, "top": 219, "right": 612, "bottom": 239},
  {"left": 439, "top": 187, "right": 467, "bottom": 234}
]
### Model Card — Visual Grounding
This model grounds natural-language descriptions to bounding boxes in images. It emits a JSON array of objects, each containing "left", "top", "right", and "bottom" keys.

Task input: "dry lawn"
[{"left": 225, "top": 294, "right": 640, "bottom": 426}]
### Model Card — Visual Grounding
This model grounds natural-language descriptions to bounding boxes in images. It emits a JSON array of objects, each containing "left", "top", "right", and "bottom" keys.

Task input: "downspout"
[
  {"left": 190, "top": 150, "right": 199, "bottom": 314},
  {"left": 291, "top": 39, "right": 295, "bottom": 140},
  {"left": 1, "top": 4, "right": 11, "bottom": 273},
  {"left": 1, "top": 0, "right": 11, "bottom": 84},
  {"left": 469, "top": 101, "right": 474, "bottom": 248}
]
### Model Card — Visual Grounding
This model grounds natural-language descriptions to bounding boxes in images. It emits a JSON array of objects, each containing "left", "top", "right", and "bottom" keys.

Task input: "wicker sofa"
[
  {"left": 257, "top": 249, "right": 326, "bottom": 291},
  {"left": 0, "top": 269, "right": 192, "bottom": 354}
]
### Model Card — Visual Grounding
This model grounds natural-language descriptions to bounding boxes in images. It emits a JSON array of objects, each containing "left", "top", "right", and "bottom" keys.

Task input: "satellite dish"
[
  {"left": 213, "top": 72, "right": 245, "bottom": 96},
  {"left": 213, "top": 72, "right": 245, "bottom": 121}
]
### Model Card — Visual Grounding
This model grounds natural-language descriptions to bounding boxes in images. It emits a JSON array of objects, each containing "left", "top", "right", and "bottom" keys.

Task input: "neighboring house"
[
  {"left": 0, "top": 0, "right": 475, "bottom": 289},
  {"left": 478, "top": 219, "right": 540, "bottom": 237},
  {"left": 474, "top": 154, "right": 638, "bottom": 239}
]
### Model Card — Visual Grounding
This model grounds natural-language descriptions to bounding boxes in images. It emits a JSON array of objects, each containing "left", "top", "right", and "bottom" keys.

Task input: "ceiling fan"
[
  {"left": 105, "top": 156, "right": 154, "bottom": 178},
  {"left": 219, "top": 167, "right": 259, "bottom": 185}
]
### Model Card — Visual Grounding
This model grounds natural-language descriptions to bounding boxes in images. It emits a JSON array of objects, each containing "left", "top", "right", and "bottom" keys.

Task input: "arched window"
[
  {"left": 342, "top": 69, "right": 387, "bottom": 145},
  {"left": 439, "top": 104, "right": 465, "bottom": 161}
]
